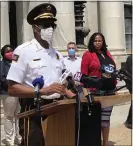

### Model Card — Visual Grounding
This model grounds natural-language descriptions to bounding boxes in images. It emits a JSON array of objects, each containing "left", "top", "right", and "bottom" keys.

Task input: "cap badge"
[{"left": 46, "top": 5, "right": 51, "bottom": 11}]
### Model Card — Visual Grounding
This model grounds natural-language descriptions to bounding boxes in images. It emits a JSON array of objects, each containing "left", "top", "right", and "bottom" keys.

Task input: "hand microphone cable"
[
  {"left": 60, "top": 70, "right": 81, "bottom": 146},
  {"left": 34, "top": 87, "right": 42, "bottom": 112},
  {"left": 76, "top": 91, "right": 81, "bottom": 146},
  {"left": 67, "top": 78, "right": 81, "bottom": 146}
]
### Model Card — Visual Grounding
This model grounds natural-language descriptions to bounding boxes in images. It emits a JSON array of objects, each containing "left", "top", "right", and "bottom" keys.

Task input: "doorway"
[{"left": 9, "top": 1, "right": 17, "bottom": 49}]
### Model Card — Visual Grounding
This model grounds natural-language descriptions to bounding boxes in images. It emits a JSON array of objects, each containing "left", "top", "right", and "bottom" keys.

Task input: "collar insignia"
[{"left": 56, "top": 53, "right": 60, "bottom": 60}]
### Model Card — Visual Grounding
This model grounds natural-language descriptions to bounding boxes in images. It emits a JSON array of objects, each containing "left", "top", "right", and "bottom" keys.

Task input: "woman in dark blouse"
[{"left": 81, "top": 32, "right": 117, "bottom": 146}]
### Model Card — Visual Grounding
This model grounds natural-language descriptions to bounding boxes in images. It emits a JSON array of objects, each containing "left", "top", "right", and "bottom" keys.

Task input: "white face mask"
[{"left": 40, "top": 27, "right": 54, "bottom": 45}]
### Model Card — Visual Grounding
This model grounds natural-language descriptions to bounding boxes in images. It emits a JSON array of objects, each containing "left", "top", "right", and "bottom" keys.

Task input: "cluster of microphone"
[
  {"left": 32, "top": 69, "right": 103, "bottom": 98},
  {"left": 74, "top": 72, "right": 102, "bottom": 88},
  {"left": 31, "top": 67, "right": 132, "bottom": 117},
  {"left": 32, "top": 65, "right": 132, "bottom": 97}
]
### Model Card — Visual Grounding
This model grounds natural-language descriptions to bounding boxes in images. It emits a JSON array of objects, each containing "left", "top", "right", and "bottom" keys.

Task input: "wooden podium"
[
  {"left": 17, "top": 93, "right": 131, "bottom": 146},
  {"left": 43, "top": 103, "right": 76, "bottom": 146}
]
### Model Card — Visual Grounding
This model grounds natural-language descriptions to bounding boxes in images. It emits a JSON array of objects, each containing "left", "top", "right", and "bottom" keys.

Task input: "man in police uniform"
[{"left": 7, "top": 3, "right": 75, "bottom": 146}]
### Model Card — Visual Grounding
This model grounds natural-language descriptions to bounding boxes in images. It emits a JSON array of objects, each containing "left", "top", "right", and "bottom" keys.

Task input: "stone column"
[
  {"left": 99, "top": 2, "right": 127, "bottom": 69},
  {"left": 16, "top": 1, "right": 75, "bottom": 55},
  {"left": 85, "top": 1, "right": 98, "bottom": 45},
  {"left": 50, "top": 1, "right": 75, "bottom": 53},
  {"left": 16, "top": 1, "right": 49, "bottom": 45},
  {"left": 16, "top": 1, "right": 33, "bottom": 45},
  {"left": 1, "top": 2, "right": 10, "bottom": 47}
]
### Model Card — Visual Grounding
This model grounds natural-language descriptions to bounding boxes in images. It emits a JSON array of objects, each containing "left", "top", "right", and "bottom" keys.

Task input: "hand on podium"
[
  {"left": 40, "top": 83, "right": 66, "bottom": 96},
  {"left": 65, "top": 88, "right": 76, "bottom": 99}
]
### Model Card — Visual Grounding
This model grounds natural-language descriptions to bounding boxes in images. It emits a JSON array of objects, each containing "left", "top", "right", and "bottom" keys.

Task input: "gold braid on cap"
[{"left": 34, "top": 13, "right": 55, "bottom": 20}]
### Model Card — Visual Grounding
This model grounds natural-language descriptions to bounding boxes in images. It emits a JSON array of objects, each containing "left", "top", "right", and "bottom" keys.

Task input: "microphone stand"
[
  {"left": 67, "top": 78, "right": 81, "bottom": 146},
  {"left": 85, "top": 89, "right": 94, "bottom": 116},
  {"left": 34, "top": 89, "right": 43, "bottom": 118},
  {"left": 34, "top": 91, "right": 41, "bottom": 111},
  {"left": 83, "top": 83, "right": 95, "bottom": 116},
  {"left": 75, "top": 91, "right": 81, "bottom": 146}
]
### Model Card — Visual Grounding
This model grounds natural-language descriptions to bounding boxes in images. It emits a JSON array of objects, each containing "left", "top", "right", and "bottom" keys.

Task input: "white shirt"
[
  {"left": 7, "top": 39, "right": 65, "bottom": 88},
  {"left": 64, "top": 56, "right": 82, "bottom": 76}
]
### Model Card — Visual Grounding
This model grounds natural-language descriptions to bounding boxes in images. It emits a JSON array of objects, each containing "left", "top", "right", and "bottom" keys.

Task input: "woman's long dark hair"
[{"left": 88, "top": 32, "right": 108, "bottom": 54}]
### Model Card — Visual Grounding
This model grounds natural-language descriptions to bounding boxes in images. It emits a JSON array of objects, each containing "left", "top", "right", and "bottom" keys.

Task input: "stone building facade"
[{"left": 0, "top": 1, "right": 132, "bottom": 69}]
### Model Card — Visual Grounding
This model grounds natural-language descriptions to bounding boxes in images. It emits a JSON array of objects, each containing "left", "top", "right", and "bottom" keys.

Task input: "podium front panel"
[{"left": 42, "top": 106, "right": 75, "bottom": 146}]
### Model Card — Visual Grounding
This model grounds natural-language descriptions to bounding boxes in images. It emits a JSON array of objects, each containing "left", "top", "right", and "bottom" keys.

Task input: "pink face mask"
[{"left": 4, "top": 52, "right": 13, "bottom": 60}]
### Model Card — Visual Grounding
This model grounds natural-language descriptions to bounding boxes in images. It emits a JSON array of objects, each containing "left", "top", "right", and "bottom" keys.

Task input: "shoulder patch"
[{"left": 12, "top": 54, "right": 19, "bottom": 62}]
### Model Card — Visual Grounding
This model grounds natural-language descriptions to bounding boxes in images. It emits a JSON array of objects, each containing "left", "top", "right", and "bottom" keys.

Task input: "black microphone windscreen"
[{"left": 62, "top": 69, "right": 66, "bottom": 74}]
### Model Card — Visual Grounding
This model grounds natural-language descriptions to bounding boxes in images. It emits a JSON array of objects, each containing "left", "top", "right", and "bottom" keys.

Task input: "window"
[
  {"left": 74, "top": 1, "right": 86, "bottom": 48},
  {"left": 124, "top": 5, "right": 132, "bottom": 49},
  {"left": 9, "top": 1, "right": 18, "bottom": 48}
]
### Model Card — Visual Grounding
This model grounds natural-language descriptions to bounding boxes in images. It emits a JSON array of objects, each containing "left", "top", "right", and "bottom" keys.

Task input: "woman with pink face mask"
[{"left": 0, "top": 45, "right": 22, "bottom": 146}]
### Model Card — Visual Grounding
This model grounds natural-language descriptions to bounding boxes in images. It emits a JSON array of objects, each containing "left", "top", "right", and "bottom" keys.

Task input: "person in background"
[
  {"left": 81, "top": 32, "right": 117, "bottom": 146},
  {"left": 64, "top": 42, "right": 81, "bottom": 75},
  {"left": 6, "top": 3, "right": 75, "bottom": 146},
  {"left": 124, "top": 54, "right": 132, "bottom": 129},
  {"left": 0, "top": 45, "right": 22, "bottom": 146},
  {"left": 64, "top": 42, "right": 83, "bottom": 97}
]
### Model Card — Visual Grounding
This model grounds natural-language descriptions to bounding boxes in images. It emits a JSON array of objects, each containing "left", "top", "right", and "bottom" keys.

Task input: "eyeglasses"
[{"left": 37, "top": 23, "right": 57, "bottom": 29}]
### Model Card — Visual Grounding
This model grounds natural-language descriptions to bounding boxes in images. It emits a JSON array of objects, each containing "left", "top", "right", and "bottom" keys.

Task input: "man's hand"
[
  {"left": 65, "top": 89, "right": 76, "bottom": 98},
  {"left": 40, "top": 83, "right": 66, "bottom": 96},
  {"left": 74, "top": 81, "right": 80, "bottom": 86}
]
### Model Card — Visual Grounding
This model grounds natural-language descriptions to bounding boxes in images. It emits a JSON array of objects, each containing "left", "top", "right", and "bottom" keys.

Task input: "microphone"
[
  {"left": 74, "top": 72, "right": 102, "bottom": 88},
  {"left": 74, "top": 72, "right": 98, "bottom": 116},
  {"left": 101, "top": 64, "right": 115, "bottom": 74},
  {"left": 41, "top": 70, "right": 72, "bottom": 99},
  {"left": 32, "top": 76, "right": 44, "bottom": 111},
  {"left": 35, "top": 70, "right": 73, "bottom": 100},
  {"left": 41, "top": 70, "right": 76, "bottom": 100},
  {"left": 59, "top": 69, "right": 73, "bottom": 84},
  {"left": 61, "top": 69, "right": 77, "bottom": 94},
  {"left": 32, "top": 76, "right": 44, "bottom": 94}
]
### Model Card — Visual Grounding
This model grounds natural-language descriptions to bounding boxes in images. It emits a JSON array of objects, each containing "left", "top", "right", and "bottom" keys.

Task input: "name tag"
[{"left": 33, "top": 58, "right": 41, "bottom": 61}]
